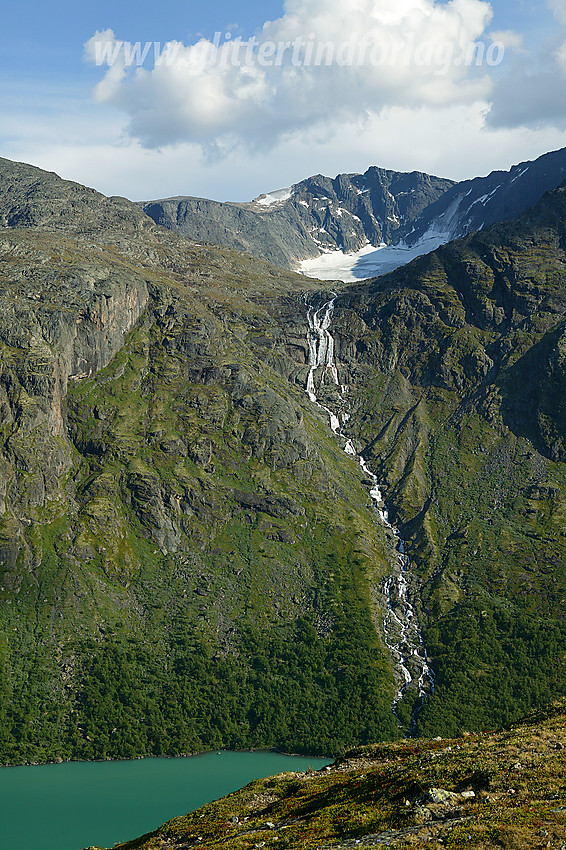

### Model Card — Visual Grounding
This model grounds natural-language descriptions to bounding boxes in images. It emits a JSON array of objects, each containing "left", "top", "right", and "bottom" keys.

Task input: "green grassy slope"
[{"left": 330, "top": 184, "right": 566, "bottom": 736}]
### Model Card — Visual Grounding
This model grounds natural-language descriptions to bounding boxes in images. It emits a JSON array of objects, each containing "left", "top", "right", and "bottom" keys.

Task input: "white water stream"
[{"left": 304, "top": 294, "right": 434, "bottom": 728}]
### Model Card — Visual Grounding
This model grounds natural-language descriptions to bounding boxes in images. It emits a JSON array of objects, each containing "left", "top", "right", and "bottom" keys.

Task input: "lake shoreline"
[{"left": 0, "top": 745, "right": 336, "bottom": 770}]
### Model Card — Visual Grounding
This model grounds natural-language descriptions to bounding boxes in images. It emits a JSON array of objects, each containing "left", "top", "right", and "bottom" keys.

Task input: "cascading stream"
[
  {"left": 303, "top": 293, "right": 434, "bottom": 730},
  {"left": 305, "top": 295, "right": 342, "bottom": 431}
]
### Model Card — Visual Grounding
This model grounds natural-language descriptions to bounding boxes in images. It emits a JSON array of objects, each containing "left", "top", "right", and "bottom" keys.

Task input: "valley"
[{"left": 7, "top": 1, "right": 566, "bottom": 846}]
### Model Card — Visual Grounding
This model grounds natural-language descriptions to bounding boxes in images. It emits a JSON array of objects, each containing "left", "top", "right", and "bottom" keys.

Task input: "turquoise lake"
[{"left": 0, "top": 750, "right": 331, "bottom": 850}]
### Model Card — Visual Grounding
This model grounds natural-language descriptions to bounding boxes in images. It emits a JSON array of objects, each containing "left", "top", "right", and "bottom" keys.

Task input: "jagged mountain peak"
[{"left": 142, "top": 164, "right": 454, "bottom": 271}]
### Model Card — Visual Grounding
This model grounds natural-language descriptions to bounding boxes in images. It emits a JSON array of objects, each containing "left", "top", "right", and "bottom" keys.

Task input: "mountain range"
[
  {"left": 142, "top": 147, "right": 566, "bottom": 280},
  {"left": 0, "top": 148, "right": 566, "bottom": 771}
]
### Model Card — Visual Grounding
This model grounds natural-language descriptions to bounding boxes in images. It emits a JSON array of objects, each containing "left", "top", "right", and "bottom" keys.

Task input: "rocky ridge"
[{"left": 142, "top": 167, "right": 455, "bottom": 269}]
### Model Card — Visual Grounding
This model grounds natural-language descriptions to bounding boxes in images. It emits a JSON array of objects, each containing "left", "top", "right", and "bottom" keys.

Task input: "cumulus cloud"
[
  {"left": 486, "top": 0, "right": 566, "bottom": 130},
  {"left": 84, "top": 0, "right": 498, "bottom": 153}
]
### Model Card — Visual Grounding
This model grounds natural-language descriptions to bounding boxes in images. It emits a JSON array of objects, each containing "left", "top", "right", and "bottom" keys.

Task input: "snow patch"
[
  {"left": 510, "top": 166, "right": 529, "bottom": 184},
  {"left": 468, "top": 193, "right": 489, "bottom": 208},
  {"left": 253, "top": 187, "right": 293, "bottom": 206}
]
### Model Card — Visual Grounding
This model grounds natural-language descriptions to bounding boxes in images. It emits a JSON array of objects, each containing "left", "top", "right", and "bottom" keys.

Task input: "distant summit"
[
  {"left": 142, "top": 166, "right": 454, "bottom": 274},
  {"left": 142, "top": 147, "right": 566, "bottom": 280}
]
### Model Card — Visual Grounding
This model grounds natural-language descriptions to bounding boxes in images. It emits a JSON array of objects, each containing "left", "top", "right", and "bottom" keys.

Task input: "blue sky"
[
  {"left": 0, "top": 2, "right": 282, "bottom": 74},
  {"left": 0, "top": 0, "right": 551, "bottom": 75},
  {"left": 1, "top": 0, "right": 565, "bottom": 201}
]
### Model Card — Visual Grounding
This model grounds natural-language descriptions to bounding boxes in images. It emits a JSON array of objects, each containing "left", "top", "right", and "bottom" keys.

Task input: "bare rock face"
[{"left": 0, "top": 230, "right": 149, "bottom": 529}]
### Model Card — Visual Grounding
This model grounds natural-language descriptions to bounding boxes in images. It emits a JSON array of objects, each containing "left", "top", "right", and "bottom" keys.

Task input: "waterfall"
[
  {"left": 303, "top": 293, "right": 434, "bottom": 730},
  {"left": 305, "top": 294, "right": 342, "bottom": 431}
]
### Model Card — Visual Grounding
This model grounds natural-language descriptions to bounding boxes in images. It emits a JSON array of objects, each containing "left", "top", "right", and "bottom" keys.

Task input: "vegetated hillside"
[
  {"left": 0, "top": 158, "right": 402, "bottom": 765},
  {"left": 85, "top": 699, "right": 566, "bottom": 850},
  {"left": 142, "top": 147, "right": 566, "bottom": 273},
  {"left": 323, "top": 182, "right": 566, "bottom": 736}
]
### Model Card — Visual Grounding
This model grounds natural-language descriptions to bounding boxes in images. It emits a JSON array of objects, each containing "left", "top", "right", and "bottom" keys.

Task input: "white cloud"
[
  {"left": 548, "top": 0, "right": 566, "bottom": 26},
  {"left": 84, "top": 0, "right": 498, "bottom": 153},
  {"left": 4, "top": 91, "right": 566, "bottom": 205}
]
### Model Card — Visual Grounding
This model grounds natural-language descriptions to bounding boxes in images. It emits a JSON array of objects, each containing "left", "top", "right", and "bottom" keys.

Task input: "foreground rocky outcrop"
[{"left": 85, "top": 699, "right": 566, "bottom": 850}]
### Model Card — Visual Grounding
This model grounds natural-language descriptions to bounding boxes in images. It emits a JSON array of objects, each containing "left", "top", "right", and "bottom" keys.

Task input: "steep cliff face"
[{"left": 0, "top": 229, "right": 150, "bottom": 571}]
